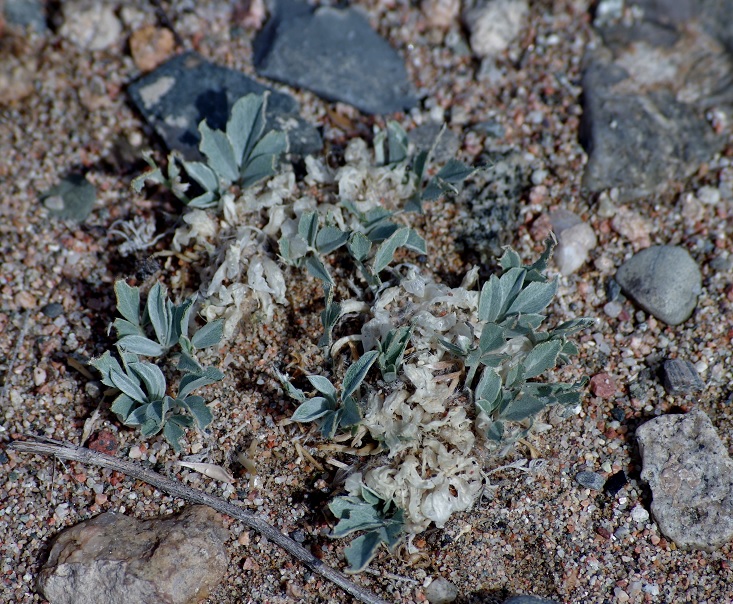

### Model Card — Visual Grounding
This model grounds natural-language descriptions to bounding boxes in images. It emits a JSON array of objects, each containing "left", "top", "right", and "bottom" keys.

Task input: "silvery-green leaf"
[
  {"left": 330, "top": 504, "right": 384, "bottom": 537},
  {"left": 275, "top": 370, "right": 306, "bottom": 402},
  {"left": 340, "top": 396, "right": 361, "bottom": 427},
  {"left": 478, "top": 323, "right": 505, "bottom": 353},
  {"left": 227, "top": 94, "right": 266, "bottom": 166},
  {"left": 560, "top": 340, "right": 579, "bottom": 356},
  {"left": 347, "top": 232, "right": 372, "bottom": 262},
  {"left": 435, "top": 158, "right": 476, "bottom": 184},
  {"left": 476, "top": 367, "right": 501, "bottom": 406},
  {"left": 307, "top": 375, "right": 337, "bottom": 399},
  {"left": 177, "top": 350, "right": 204, "bottom": 374},
  {"left": 199, "top": 121, "right": 238, "bottom": 183},
  {"left": 527, "top": 236, "right": 556, "bottom": 275},
  {"left": 292, "top": 397, "right": 334, "bottom": 422},
  {"left": 172, "top": 297, "right": 196, "bottom": 341},
  {"left": 552, "top": 317, "right": 596, "bottom": 338},
  {"left": 178, "top": 368, "right": 223, "bottom": 399},
  {"left": 163, "top": 420, "right": 185, "bottom": 452},
  {"left": 117, "top": 335, "right": 166, "bottom": 357},
  {"left": 498, "top": 267, "right": 526, "bottom": 313},
  {"left": 240, "top": 151, "right": 279, "bottom": 189},
  {"left": 404, "top": 229, "right": 427, "bottom": 255},
  {"left": 113, "top": 318, "right": 142, "bottom": 338},
  {"left": 129, "top": 361, "right": 166, "bottom": 401},
  {"left": 500, "top": 247, "right": 522, "bottom": 269},
  {"left": 319, "top": 300, "right": 341, "bottom": 349},
  {"left": 412, "top": 149, "right": 429, "bottom": 182},
  {"left": 306, "top": 254, "right": 334, "bottom": 285},
  {"left": 522, "top": 339, "right": 562, "bottom": 379},
  {"left": 115, "top": 280, "right": 140, "bottom": 326},
  {"left": 316, "top": 226, "right": 349, "bottom": 254},
  {"left": 125, "top": 404, "right": 149, "bottom": 426},
  {"left": 146, "top": 282, "right": 170, "bottom": 347},
  {"left": 438, "top": 337, "right": 468, "bottom": 357},
  {"left": 499, "top": 394, "right": 546, "bottom": 421},
  {"left": 341, "top": 350, "right": 379, "bottom": 401},
  {"left": 478, "top": 275, "right": 500, "bottom": 322},
  {"left": 507, "top": 279, "right": 558, "bottom": 315},
  {"left": 421, "top": 179, "right": 444, "bottom": 202},
  {"left": 140, "top": 417, "right": 162, "bottom": 437},
  {"left": 476, "top": 396, "right": 500, "bottom": 416},
  {"left": 298, "top": 211, "right": 319, "bottom": 247},
  {"left": 187, "top": 192, "right": 217, "bottom": 208},
  {"left": 110, "top": 368, "right": 147, "bottom": 404},
  {"left": 191, "top": 319, "right": 223, "bottom": 349},
  {"left": 373, "top": 227, "right": 410, "bottom": 273},
  {"left": 320, "top": 409, "right": 342, "bottom": 438},
  {"left": 146, "top": 399, "right": 165, "bottom": 425},
  {"left": 486, "top": 420, "right": 504, "bottom": 442},
  {"left": 131, "top": 160, "right": 164, "bottom": 193},
  {"left": 180, "top": 395, "right": 213, "bottom": 428},
  {"left": 90, "top": 351, "right": 124, "bottom": 388},
  {"left": 110, "top": 393, "right": 136, "bottom": 419},
  {"left": 183, "top": 161, "right": 219, "bottom": 192},
  {"left": 343, "top": 531, "right": 383, "bottom": 574},
  {"left": 386, "top": 121, "right": 408, "bottom": 164},
  {"left": 504, "top": 364, "right": 524, "bottom": 389}
]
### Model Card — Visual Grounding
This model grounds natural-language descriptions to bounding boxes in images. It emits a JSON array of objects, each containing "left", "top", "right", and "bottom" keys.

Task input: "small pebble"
[
  {"left": 576, "top": 471, "right": 605, "bottom": 491},
  {"left": 424, "top": 577, "right": 458, "bottom": 604},
  {"left": 464, "top": 0, "right": 529, "bottom": 58},
  {"left": 631, "top": 504, "right": 650, "bottom": 523},
  {"left": 33, "top": 367, "right": 47, "bottom": 386},
  {"left": 129, "top": 26, "right": 175, "bottom": 72},
  {"left": 603, "top": 301, "right": 623, "bottom": 319},
  {"left": 590, "top": 373, "right": 616, "bottom": 399},
  {"left": 128, "top": 445, "right": 143, "bottom": 459},
  {"left": 661, "top": 359, "right": 705, "bottom": 394},
  {"left": 604, "top": 470, "right": 628, "bottom": 495},
  {"left": 15, "top": 291, "right": 37, "bottom": 310},
  {"left": 41, "top": 302, "right": 64, "bottom": 318}
]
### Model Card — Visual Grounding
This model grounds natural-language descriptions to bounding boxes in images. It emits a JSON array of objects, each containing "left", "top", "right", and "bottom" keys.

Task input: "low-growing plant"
[
  {"left": 132, "top": 93, "right": 287, "bottom": 209},
  {"left": 90, "top": 280, "right": 224, "bottom": 451},
  {"left": 279, "top": 238, "right": 593, "bottom": 571}
]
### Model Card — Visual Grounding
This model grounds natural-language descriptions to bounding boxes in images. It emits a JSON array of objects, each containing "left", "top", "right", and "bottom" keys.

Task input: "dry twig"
[{"left": 10, "top": 436, "right": 389, "bottom": 604}]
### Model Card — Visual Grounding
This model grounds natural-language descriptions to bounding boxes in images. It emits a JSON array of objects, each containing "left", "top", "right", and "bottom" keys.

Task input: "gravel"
[{"left": 1, "top": 0, "right": 733, "bottom": 603}]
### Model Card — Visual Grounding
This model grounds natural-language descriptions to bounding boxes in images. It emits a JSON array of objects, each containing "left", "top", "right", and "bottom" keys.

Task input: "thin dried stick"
[{"left": 9, "top": 437, "right": 389, "bottom": 604}]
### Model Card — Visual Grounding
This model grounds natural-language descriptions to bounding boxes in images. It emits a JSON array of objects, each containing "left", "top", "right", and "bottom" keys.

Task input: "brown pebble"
[
  {"left": 595, "top": 526, "right": 612, "bottom": 539},
  {"left": 88, "top": 431, "right": 118, "bottom": 456},
  {"left": 129, "top": 26, "right": 175, "bottom": 72},
  {"left": 590, "top": 373, "right": 616, "bottom": 399}
]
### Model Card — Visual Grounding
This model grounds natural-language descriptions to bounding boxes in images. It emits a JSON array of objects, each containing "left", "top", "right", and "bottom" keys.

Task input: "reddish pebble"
[
  {"left": 596, "top": 526, "right": 612, "bottom": 539},
  {"left": 590, "top": 373, "right": 616, "bottom": 399},
  {"left": 88, "top": 430, "right": 118, "bottom": 455}
]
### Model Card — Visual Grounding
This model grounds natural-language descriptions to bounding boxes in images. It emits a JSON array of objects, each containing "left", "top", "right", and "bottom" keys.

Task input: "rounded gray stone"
[
  {"left": 575, "top": 470, "right": 605, "bottom": 491},
  {"left": 615, "top": 245, "right": 701, "bottom": 325}
]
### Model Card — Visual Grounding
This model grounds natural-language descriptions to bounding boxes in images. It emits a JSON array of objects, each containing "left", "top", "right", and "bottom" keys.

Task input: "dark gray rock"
[
  {"left": 580, "top": 0, "right": 732, "bottom": 201},
  {"left": 38, "top": 505, "right": 228, "bottom": 604},
  {"left": 253, "top": 0, "right": 416, "bottom": 114},
  {"left": 662, "top": 359, "right": 706, "bottom": 395},
  {"left": 41, "top": 303, "right": 64, "bottom": 319},
  {"left": 128, "top": 51, "right": 322, "bottom": 159},
  {"left": 637, "top": 409, "right": 733, "bottom": 550},
  {"left": 615, "top": 245, "right": 701, "bottom": 325},
  {"left": 504, "top": 596, "right": 561, "bottom": 604},
  {"left": 575, "top": 470, "right": 605, "bottom": 491},
  {"left": 4, "top": 0, "right": 47, "bottom": 32}
]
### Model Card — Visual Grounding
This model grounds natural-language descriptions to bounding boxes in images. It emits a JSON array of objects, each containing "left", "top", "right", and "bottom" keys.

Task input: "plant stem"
[{"left": 10, "top": 436, "right": 390, "bottom": 604}]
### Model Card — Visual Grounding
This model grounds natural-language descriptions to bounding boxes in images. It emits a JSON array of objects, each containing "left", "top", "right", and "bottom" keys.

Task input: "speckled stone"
[
  {"left": 637, "top": 410, "right": 733, "bottom": 550},
  {"left": 661, "top": 359, "right": 705, "bottom": 395},
  {"left": 575, "top": 471, "right": 605, "bottom": 491},
  {"left": 615, "top": 245, "right": 701, "bottom": 325}
]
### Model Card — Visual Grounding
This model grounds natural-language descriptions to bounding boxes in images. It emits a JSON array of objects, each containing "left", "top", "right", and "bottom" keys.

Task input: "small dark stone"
[
  {"left": 0, "top": 449, "right": 9, "bottom": 465},
  {"left": 576, "top": 470, "right": 605, "bottom": 491},
  {"left": 135, "top": 256, "right": 161, "bottom": 281},
  {"left": 504, "top": 596, "right": 561, "bottom": 604},
  {"left": 661, "top": 359, "right": 705, "bottom": 395},
  {"left": 605, "top": 278, "right": 622, "bottom": 302},
  {"left": 128, "top": 51, "right": 322, "bottom": 159},
  {"left": 290, "top": 529, "right": 306, "bottom": 543},
  {"left": 604, "top": 470, "right": 628, "bottom": 495},
  {"left": 253, "top": 0, "right": 416, "bottom": 114},
  {"left": 41, "top": 303, "right": 64, "bottom": 319},
  {"left": 610, "top": 406, "right": 626, "bottom": 422}
]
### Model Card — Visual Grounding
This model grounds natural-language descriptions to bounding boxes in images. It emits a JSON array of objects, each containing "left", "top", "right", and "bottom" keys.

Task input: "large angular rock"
[
  {"left": 253, "top": 0, "right": 416, "bottom": 114},
  {"left": 38, "top": 505, "right": 229, "bottom": 604},
  {"left": 579, "top": 0, "right": 730, "bottom": 200},
  {"left": 637, "top": 410, "right": 733, "bottom": 551},
  {"left": 128, "top": 51, "right": 322, "bottom": 158},
  {"left": 615, "top": 245, "right": 701, "bottom": 325}
]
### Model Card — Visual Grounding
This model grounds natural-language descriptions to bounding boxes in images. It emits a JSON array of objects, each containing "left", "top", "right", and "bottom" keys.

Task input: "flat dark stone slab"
[
  {"left": 128, "top": 51, "right": 322, "bottom": 159},
  {"left": 253, "top": 0, "right": 417, "bottom": 114},
  {"left": 662, "top": 359, "right": 706, "bottom": 395}
]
